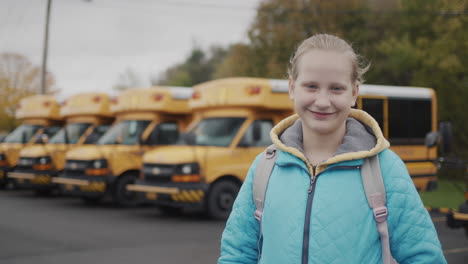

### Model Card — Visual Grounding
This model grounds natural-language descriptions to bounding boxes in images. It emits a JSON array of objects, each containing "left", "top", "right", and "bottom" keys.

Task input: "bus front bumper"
[
  {"left": 53, "top": 175, "right": 109, "bottom": 198},
  {"left": 127, "top": 181, "right": 209, "bottom": 208},
  {"left": 8, "top": 171, "right": 57, "bottom": 190}
]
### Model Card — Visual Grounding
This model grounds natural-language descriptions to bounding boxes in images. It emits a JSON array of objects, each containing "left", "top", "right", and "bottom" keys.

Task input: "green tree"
[{"left": 153, "top": 45, "right": 228, "bottom": 86}]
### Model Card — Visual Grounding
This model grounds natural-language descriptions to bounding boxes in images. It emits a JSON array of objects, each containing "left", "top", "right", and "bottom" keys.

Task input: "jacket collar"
[{"left": 270, "top": 109, "right": 390, "bottom": 170}]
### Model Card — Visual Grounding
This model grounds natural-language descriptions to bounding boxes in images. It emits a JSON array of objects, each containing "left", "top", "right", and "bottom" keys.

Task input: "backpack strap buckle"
[
  {"left": 373, "top": 206, "right": 388, "bottom": 223},
  {"left": 254, "top": 209, "right": 263, "bottom": 221}
]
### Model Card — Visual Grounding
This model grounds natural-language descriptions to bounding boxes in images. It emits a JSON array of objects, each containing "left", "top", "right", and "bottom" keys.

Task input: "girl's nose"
[{"left": 314, "top": 90, "right": 331, "bottom": 109}]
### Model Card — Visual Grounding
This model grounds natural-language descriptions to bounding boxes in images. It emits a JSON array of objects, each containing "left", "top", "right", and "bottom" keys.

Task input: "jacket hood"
[{"left": 270, "top": 109, "right": 390, "bottom": 169}]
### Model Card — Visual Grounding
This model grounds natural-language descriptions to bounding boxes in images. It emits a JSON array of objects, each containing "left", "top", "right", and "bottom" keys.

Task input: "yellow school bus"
[
  {"left": 127, "top": 78, "right": 294, "bottom": 219},
  {"left": 128, "top": 80, "right": 440, "bottom": 220},
  {"left": 53, "top": 87, "right": 192, "bottom": 206},
  {"left": 0, "top": 95, "right": 62, "bottom": 188},
  {"left": 8, "top": 93, "right": 114, "bottom": 194},
  {"left": 357, "top": 84, "right": 439, "bottom": 192}
]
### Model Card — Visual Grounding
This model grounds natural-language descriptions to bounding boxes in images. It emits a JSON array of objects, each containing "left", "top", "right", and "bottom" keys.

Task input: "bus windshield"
[
  {"left": 98, "top": 120, "right": 151, "bottom": 145},
  {"left": 4, "top": 124, "right": 42, "bottom": 143},
  {"left": 181, "top": 117, "right": 245, "bottom": 147},
  {"left": 49, "top": 123, "right": 92, "bottom": 144}
]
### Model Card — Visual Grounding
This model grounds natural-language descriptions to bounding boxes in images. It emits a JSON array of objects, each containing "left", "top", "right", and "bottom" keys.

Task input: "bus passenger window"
[
  {"left": 388, "top": 99, "right": 432, "bottom": 145},
  {"left": 239, "top": 120, "right": 273, "bottom": 147}
]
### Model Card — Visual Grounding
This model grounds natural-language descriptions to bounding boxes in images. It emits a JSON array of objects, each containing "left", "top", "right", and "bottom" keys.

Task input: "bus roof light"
[
  {"left": 93, "top": 96, "right": 101, "bottom": 103},
  {"left": 153, "top": 94, "right": 164, "bottom": 101},
  {"left": 192, "top": 92, "right": 201, "bottom": 99},
  {"left": 248, "top": 86, "right": 261, "bottom": 95}
]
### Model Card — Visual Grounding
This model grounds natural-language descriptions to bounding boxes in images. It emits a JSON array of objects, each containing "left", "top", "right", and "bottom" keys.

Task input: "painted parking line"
[{"left": 443, "top": 247, "right": 468, "bottom": 255}]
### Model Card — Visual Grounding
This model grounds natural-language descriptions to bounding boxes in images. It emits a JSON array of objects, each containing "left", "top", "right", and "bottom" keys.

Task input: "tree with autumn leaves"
[
  {"left": 159, "top": 0, "right": 467, "bottom": 158},
  {"left": 0, "top": 53, "right": 57, "bottom": 132}
]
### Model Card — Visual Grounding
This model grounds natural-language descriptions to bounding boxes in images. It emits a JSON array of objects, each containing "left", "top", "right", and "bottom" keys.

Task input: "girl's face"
[{"left": 289, "top": 49, "right": 358, "bottom": 136}]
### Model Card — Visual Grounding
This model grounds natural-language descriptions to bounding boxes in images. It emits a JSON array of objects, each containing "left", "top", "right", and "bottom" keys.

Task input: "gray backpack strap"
[
  {"left": 253, "top": 144, "right": 278, "bottom": 220},
  {"left": 361, "top": 155, "right": 398, "bottom": 264},
  {"left": 252, "top": 144, "right": 278, "bottom": 260}
]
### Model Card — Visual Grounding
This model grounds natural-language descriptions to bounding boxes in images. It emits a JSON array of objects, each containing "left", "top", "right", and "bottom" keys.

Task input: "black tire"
[
  {"left": 111, "top": 174, "right": 139, "bottom": 207},
  {"left": 207, "top": 180, "right": 240, "bottom": 220}
]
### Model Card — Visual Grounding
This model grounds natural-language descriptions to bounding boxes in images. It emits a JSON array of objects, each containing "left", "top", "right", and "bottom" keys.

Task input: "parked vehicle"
[
  {"left": 9, "top": 93, "right": 114, "bottom": 194},
  {"left": 54, "top": 87, "right": 192, "bottom": 206},
  {"left": 0, "top": 95, "right": 62, "bottom": 188},
  {"left": 129, "top": 80, "right": 443, "bottom": 219},
  {"left": 128, "top": 78, "right": 294, "bottom": 219}
]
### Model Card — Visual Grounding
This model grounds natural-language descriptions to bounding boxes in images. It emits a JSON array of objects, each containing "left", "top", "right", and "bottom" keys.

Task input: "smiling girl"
[{"left": 218, "top": 34, "right": 446, "bottom": 264}]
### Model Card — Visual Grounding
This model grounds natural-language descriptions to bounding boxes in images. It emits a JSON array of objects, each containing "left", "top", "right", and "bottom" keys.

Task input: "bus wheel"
[
  {"left": 111, "top": 174, "right": 138, "bottom": 207},
  {"left": 207, "top": 180, "right": 240, "bottom": 220}
]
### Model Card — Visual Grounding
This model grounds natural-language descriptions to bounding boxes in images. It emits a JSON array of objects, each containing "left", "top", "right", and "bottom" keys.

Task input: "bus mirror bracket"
[
  {"left": 40, "top": 134, "right": 49, "bottom": 144},
  {"left": 22, "top": 131, "right": 27, "bottom": 144}
]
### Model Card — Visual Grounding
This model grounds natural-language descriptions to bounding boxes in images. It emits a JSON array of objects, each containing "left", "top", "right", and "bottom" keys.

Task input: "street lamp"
[
  {"left": 40, "top": 0, "right": 91, "bottom": 94},
  {"left": 40, "top": 0, "right": 52, "bottom": 95}
]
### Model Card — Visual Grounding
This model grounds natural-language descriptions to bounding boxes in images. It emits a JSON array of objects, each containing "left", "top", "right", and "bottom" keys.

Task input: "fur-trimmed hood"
[{"left": 270, "top": 109, "right": 390, "bottom": 175}]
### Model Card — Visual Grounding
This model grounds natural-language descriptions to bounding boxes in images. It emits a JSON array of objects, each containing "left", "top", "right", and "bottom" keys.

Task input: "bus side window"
[
  {"left": 388, "top": 99, "right": 432, "bottom": 145},
  {"left": 362, "top": 98, "right": 384, "bottom": 133},
  {"left": 239, "top": 120, "right": 273, "bottom": 147},
  {"left": 148, "top": 122, "right": 179, "bottom": 145}
]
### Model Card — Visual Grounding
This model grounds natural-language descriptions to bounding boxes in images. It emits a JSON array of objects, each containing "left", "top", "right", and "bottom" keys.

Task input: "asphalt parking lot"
[{"left": 0, "top": 190, "right": 466, "bottom": 264}]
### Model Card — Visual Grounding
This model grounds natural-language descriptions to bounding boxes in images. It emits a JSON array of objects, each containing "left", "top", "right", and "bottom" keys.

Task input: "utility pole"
[{"left": 41, "top": 0, "right": 52, "bottom": 95}]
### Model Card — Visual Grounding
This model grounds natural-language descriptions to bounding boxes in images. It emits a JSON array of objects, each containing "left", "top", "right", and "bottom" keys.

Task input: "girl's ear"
[
  {"left": 352, "top": 82, "right": 359, "bottom": 106},
  {"left": 288, "top": 79, "right": 295, "bottom": 100}
]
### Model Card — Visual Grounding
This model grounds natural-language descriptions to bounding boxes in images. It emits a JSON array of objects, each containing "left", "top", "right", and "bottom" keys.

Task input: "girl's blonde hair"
[{"left": 288, "top": 34, "right": 369, "bottom": 84}]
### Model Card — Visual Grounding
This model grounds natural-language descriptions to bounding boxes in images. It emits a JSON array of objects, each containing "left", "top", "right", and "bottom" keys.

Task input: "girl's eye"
[
  {"left": 331, "top": 86, "right": 344, "bottom": 91},
  {"left": 305, "top": 84, "right": 318, "bottom": 89}
]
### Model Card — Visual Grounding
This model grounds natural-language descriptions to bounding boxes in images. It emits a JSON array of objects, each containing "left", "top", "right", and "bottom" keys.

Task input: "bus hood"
[
  {"left": 19, "top": 145, "right": 48, "bottom": 158},
  {"left": 65, "top": 145, "right": 119, "bottom": 160},
  {"left": 66, "top": 145, "right": 105, "bottom": 160},
  {"left": 143, "top": 145, "right": 207, "bottom": 165}
]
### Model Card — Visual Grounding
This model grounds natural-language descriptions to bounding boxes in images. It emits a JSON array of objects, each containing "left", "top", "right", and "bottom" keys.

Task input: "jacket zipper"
[
  {"left": 301, "top": 165, "right": 360, "bottom": 264},
  {"left": 302, "top": 165, "right": 317, "bottom": 264}
]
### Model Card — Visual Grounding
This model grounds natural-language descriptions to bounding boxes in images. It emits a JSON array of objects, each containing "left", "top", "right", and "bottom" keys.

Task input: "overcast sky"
[{"left": 0, "top": 0, "right": 261, "bottom": 99}]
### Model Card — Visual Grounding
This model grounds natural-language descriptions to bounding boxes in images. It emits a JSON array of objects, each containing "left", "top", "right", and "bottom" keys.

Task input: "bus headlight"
[
  {"left": 0, "top": 154, "right": 7, "bottom": 166},
  {"left": 93, "top": 159, "right": 107, "bottom": 169},
  {"left": 85, "top": 159, "right": 108, "bottom": 176},
  {"left": 172, "top": 163, "right": 201, "bottom": 182},
  {"left": 33, "top": 156, "right": 52, "bottom": 170}
]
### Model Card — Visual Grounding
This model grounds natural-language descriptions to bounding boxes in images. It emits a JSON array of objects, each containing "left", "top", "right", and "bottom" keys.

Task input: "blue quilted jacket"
[{"left": 219, "top": 109, "right": 446, "bottom": 264}]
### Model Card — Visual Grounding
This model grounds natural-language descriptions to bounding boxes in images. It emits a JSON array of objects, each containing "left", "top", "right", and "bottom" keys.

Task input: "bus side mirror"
[{"left": 425, "top": 132, "right": 438, "bottom": 148}]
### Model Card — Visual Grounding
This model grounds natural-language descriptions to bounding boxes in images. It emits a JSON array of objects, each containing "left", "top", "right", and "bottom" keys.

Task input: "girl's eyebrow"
[{"left": 329, "top": 82, "right": 347, "bottom": 88}]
